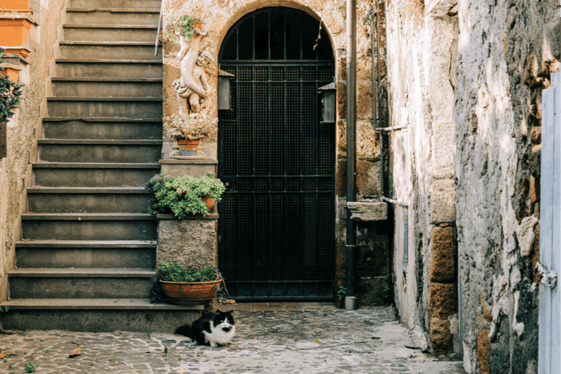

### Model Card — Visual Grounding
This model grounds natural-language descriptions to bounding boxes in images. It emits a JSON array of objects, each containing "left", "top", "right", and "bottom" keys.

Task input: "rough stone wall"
[
  {"left": 454, "top": 0, "right": 560, "bottom": 372},
  {"left": 386, "top": 0, "right": 459, "bottom": 354},
  {"left": 162, "top": 0, "right": 391, "bottom": 305},
  {"left": 0, "top": 0, "right": 66, "bottom": 303}
]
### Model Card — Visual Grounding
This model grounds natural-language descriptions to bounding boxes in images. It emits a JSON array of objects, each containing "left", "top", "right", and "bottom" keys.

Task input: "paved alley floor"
[{"left": 0, "top": 305, "right": 466, "bottom": 373}]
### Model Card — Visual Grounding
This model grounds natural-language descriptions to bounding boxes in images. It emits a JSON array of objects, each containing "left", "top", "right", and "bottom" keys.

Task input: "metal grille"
[{"left": 218, "top": 8, "right": 335, "bottom": 300}]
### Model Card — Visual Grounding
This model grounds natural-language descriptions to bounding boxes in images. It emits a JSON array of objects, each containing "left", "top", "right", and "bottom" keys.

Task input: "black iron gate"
[{"left": 218, "top": 8, "right": 335, "bottom": 300}]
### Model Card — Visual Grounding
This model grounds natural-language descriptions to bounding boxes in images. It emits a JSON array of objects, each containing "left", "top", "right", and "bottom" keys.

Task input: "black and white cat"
[{"left": 175, "top": 310, "right": 236, "bottom": 347}]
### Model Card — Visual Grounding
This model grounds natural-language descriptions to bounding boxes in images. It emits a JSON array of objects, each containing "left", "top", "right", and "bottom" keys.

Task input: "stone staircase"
[{"left": 0, "top": 0, "right": 203, "bottom": 332}]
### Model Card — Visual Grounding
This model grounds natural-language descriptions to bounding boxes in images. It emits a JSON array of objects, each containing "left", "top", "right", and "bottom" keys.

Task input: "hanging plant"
[
  {"left": 163, "top": 14, "right": 203, "bottom": 42},
  {"left": 0, "top": 48, "right": 23, "bottom": 124}
]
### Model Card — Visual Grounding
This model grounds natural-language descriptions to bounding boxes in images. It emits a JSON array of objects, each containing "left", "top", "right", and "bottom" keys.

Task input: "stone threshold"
[{"left": 156, "top": 213, "right": 218, "bottom": 220}]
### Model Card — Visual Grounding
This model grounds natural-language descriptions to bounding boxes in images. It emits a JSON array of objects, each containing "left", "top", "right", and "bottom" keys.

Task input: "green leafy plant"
[
  {"left": 0, "top": 306, "right": 9, "bottom": 313},
  {"left": 0, "top": 48, "right": 23, "bottom": 125},
  {"left": 163, "top": 14, "right": 203, "bottom": 42},
  {"left": 146, "top": 173, "right": 225, "bottom": 218},
  {"left": 25, "top": 363, "right": 38, "bottom": 373},
  {"left": 150, "top": 262, "right": 222, "bottom": 303},
  {"left": 337, "top": 286, "right": 346, "bottom": 301}
]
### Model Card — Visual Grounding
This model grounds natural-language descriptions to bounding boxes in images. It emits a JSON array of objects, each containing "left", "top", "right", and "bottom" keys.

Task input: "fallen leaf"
[
  {"left": 69, "top": 347, "right": 81, "bottom": 357},
  {"left": 0, "top": 353, "right": 4, "bottom": 359},
  {"left": 78, "top": 218, "right": 81, "bottom": 221},
  {"left": 177, "top": 368, "right": 187, "bottom": 372},
  {"left": 314, "top": 339, "right": 319, "bottom": 344}
]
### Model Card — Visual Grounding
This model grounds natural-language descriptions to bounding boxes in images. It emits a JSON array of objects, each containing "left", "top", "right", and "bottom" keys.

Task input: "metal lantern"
[
  {"left": 319, "top": 82, "right": 336, "bottom": 123},
  {"left": 218, "top": 69, "right": 235, "bottom": 110}
]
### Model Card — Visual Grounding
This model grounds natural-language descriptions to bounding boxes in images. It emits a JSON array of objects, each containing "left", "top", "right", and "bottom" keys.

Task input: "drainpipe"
[{"left": 345, "top": 0, "right": 358, "bottom": 311}]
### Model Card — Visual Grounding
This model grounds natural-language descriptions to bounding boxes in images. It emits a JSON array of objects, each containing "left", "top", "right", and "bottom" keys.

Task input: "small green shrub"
[
  {"left": 25, "top": 363, "right": 38, "bottom": 373},
  {"left": 0, "top": 306, "right": 8, "bottom": 313},
  {"left": 146, "top": 173, "right": 225, "bottom": 218},
  {"left": 149, "top": 262, "right": 222, "bottom": 303},
  {"left": 0, "top": 48, "right": 23, "bottom": 125},
  {"left": 337, "top": 286, "right": 346, "bottom": 301}
]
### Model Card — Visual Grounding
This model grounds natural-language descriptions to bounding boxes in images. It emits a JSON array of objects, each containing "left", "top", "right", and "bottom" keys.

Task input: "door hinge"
[{"left": 535, "top": 262, "right": 558, "bottom": 289}]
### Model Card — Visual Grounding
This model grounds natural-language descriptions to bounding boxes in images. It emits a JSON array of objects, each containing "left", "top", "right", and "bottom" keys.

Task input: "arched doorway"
[{"left": 218, "top": 7, "right": 335, "bottom": 301}]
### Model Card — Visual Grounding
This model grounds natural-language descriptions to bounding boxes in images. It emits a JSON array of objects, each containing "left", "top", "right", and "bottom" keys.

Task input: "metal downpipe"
[{"left": 345, "top": 0, "right": 358, "bottom": 311}]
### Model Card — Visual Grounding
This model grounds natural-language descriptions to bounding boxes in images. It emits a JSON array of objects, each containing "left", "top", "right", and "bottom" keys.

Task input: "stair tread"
[
  {"left": 1, "top": 298, "right": 203, "bottom": 310},
  {"left": 22, "top": 213, "right": 155, "bottom": 220},
  {"left": 56, "top": 59, "right": 162, "bottom": 63},
  {"left": 52, "top": 77, "right": 162, "bottom": 82},
  {"left": 63, "top": 24, "right": 158, "bottom": 29},
  {"left": 16, "top": 239, "right": 156, "bottom": 248},
  {"left": 66, "top": 7, "right": 160, "bottom": 12},
  {"left": 38, "top": 139, "right": 162, "bottom": 144},
  {"left": 43, "top": 117, "right": 162, "bottom": 122},
  {"left": 27, "top": 187, "right": 149, "bottom": 193},
  {"left": 10, "top": 268, "right": 154, "bottom": 277},
  {"left": 60, "top": 41, "right": 160, "bottom": 46},
  {"left": 47, "top": 97, "right": 163, "bottom": 101},
  {"left": 33, "top": 162, "right": 160, "bottom": 168}
]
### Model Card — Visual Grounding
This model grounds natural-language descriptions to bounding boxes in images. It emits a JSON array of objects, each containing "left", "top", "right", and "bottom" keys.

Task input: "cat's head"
[{"left": 213, "top": 310, "right": 235, "bottom": 331}]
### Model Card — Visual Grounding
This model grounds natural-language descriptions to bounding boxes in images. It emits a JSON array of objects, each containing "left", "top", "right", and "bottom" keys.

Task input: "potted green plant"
[
  {"left": 145, "top": 173, "right": 225, "bottom": 218},
  {"left": 150, "top": 262, "right": 223, "bottom": 305},
  {"left": 0, "top": 48, "right": 23, "bottom": 158}
]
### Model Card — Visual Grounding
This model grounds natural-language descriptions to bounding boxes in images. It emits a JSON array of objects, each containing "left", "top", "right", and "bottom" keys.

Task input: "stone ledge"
[
  {"left": 347, "top": 202, "right": 388, "bottom": 221},
  {"left": 156, "top": 213, "right": 219, "bottom": 220},
  {"left": 159, "top": 159, "right": 218, "bottom": 165},
  {"left": 425, "top": 0, "right": 458, "bottom": 17}
]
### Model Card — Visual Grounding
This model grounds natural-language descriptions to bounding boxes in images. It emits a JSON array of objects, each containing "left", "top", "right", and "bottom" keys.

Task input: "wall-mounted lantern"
[
  {"left": 319, "top": 82, "right": 336, "bottom": 123},
  {"left": 218, "top": 69, "right": 235, "bottom": 110}
]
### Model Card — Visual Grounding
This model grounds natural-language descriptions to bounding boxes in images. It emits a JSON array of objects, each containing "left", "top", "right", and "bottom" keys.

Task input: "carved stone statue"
[{"left": 173, "top": 31, "right": 213, "bottom": 121}]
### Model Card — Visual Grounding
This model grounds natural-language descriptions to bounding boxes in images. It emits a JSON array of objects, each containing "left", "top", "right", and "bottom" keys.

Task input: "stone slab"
[
  {"left": 348, "top": 202, "right": 388, "bottom": 221},
  {"left": 157, "top": 219, "right": 217, "bottom": 267},
  {"left": 160, "top": 159, "right": 218, "bottom": 178},
  {"left": 429, "top": 226, "right": 455, "bottom": 282}
]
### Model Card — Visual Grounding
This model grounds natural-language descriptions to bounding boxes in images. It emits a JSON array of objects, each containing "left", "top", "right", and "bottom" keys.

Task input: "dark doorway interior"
[{"left": 218, "top": 8, "right": 335, "bottom": 300}]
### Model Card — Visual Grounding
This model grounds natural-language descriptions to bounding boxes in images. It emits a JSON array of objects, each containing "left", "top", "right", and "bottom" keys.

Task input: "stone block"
[
  {"left": 347, "top": 202, "right": 388, "bottom": 221},
  {"left": 429, "top": 226, "right": 455, "bottom": 282},
  {"left": 477, "top": 329, "right": 490, "bottom": 374},
  {"left": 160, "top": 159, "right": 217, "bottom": 178},
  {"left": 430, "top": 179, "right": 456, "bottom": 224},
  {"left": 428, "top": 282, "right": 456, "bottom": 319},
  {"left": 430, "top": 317, "right": 453, "bottom": 353},
  {"left": 157, "top": 218, "right": 217, "bottom": 268},
  {"left": 356, "top": 159, "right": 382, "bottom": 198},
  {"left": 425, "top": 0, "right": 458, "bottom": 17}
]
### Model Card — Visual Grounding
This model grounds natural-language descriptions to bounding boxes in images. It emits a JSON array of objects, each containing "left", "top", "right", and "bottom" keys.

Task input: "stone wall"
[
  {"left": 385, "top": 0, "right": 459, "bottom": 354},
  {"left": 454, "top": 0, "right": 559, "bottom": 372},
  {"left": 162, "top": 0, "right": 391, "bottom": 305},
  {"left": 0, "top": 0, "right": 66, "bottom": 303}
]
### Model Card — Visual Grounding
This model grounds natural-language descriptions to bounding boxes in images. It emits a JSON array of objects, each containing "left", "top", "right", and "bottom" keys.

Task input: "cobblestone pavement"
[{"left": 0, "top": 305, "right": 466, "bottom": 373}]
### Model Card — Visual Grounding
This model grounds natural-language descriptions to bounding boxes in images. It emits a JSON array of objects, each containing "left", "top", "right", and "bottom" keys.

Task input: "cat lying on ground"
[{"left": 175, "top": 310, "right": 236, "bottom": 347}]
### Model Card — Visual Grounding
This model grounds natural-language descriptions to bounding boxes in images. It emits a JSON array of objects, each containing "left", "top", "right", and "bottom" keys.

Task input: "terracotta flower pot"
[
  {"left": 201, "top": 195, "right": 215, "bottom": 210},
  {"left": 177, "top": 139, "right": 200, "bottom": 151},
  {"left": 160, "top": 279, "right": 221, "bottom": 306}
]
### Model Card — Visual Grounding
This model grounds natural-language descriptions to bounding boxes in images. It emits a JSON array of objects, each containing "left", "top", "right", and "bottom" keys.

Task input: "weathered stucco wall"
[
  {"left": 0, "top": 0, "right": 66, "bottom": 303},
  {"left": 162, "top": 0, "right": 391, "bottom": 305},
  {"left": 386, "top": 0, "right": 459, "bottom": 354},
  {"left": 454, "top": 0, "right": 560, "bottom": 372}
]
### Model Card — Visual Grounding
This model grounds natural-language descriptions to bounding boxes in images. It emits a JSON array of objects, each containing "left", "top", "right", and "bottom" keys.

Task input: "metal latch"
[{"left": 535, "top": 262, "right": 558, "bottom": 289}]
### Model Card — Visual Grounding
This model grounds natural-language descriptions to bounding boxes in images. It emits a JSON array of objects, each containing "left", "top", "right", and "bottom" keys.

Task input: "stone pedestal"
[{"left": 156, "top": 214, "right": 219, "bottom": 268}]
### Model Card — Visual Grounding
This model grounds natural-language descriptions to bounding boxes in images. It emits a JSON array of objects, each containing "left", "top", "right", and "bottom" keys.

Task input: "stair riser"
[
  {"left": 16, "top": 247, "right": 155, "bottom": 268},
  {"left": 69, "top": 0, "right": 161, "bottom": 8},
  {"left": 43, "top": 121, "right": 163, "bottom": 140},
  {"left": 22, "top": 220, "right": 157, "bottom": 240},
  {"left": 1, "top": 310, "right": 201, "bottom": 333},
  {"left": 52, "top": 81, "right": 162, "bottom": 98},
  {"left": 28, "top": 193, "right": 152, "bottom": 213},
  {"left": 64, "top": 28, "right": 157, "bottom": 42},
  {"left": 33, "top": 168, "right": 160, "bottom": 187},
  {"left": 47, "top": 100, "right": 162, "bottom": 118},
  {"left": 66, "top": 12, "right": 160, "bottom": 25},
  {"left": 10, "top": 277, "right": 151, "bottom": 298},
  {"left": 38, "top": 144, "right": 162, "bottom": 163},
  {"left": 56, "top": 63, "right": 163, "bottom": 79},
  {"left": 60, "top": 45, "right": 161, "bottom": 60}
]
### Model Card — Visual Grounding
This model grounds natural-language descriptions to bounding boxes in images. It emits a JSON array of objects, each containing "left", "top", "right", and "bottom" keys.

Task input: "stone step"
[
  {"left": 16, "top": 240, "right": 156, "bottom": 268},
  {"left": 43, "top": 118, "right": 163, "bottom": 140},
  {"left": 65, "top": 9, "right": 160, "bottom": 25},
  {"left": 27, "top": 187, "right": 152, "bottom": 213},
  {"left": 47, "top": 97, "right": 163, "bottom": 118},
  {"left": 21, "top": 213, "right": 157, "bottom": 241},
  {"left": 56, "top": 59, "right": 163, "bottom": 79},
  {"left": 37, "top": 139, "right": 162, "bottom": 163},
  {"left": 59, "top": 42, "right": 162, "bottom": 60},
  {"left": 32, "top": 162, "right": 161, "bottom": 187},
  {"left": 63, "top": 24, "right": 158, "bottom": 42},
  {"left": 0, "top": 299, "right": 202, "bottom": 333},
  {"left": 9, "top": 268, "right": 154, "bottom": 299},
  {"left": 52, "top": 78, "right": 163, "bottom": 99},
  {"left": 69, "top": 0, "right": 161, "bottom": 8}
]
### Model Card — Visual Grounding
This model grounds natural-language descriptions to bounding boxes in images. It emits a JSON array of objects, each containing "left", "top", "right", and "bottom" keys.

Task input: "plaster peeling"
[
  {"left": 512, "top": 290, "right": 525, "bottom": 337},
  {"left": 515, "top": 215, "right": 539, "bottom": 257},
  {"left": 489, "top": 275, "right": 507, "bottom": 341}
]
